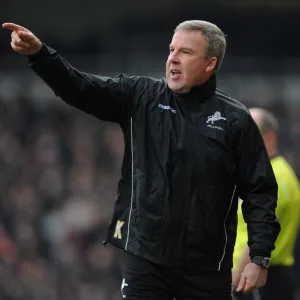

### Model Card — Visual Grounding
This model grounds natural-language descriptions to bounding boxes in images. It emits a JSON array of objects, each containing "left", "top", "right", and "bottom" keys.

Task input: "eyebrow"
[{"left": 169, "top": 45, "right": 194, "bottom": 52}]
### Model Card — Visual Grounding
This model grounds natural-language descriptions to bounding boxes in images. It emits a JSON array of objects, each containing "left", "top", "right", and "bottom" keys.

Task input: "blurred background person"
[
  {"left": 0, "top": 1, "right": 300, "bottom": 299},
  {"left": 232, "top": 108, "right": 300, "bottom": 300}
]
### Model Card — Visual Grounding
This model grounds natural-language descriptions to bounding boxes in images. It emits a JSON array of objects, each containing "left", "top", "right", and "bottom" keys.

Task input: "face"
[
  {"left": 250, "top": 110, "right": 273, "bottom": 156},
  {"left": 166, "top": 30, "right": 217, "bottom": 93},
  {"left": 250, "top": 110, "right": 264, "bottom": 133}
]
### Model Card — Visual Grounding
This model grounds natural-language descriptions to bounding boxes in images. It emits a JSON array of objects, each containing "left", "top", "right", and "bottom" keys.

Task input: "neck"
[
  {"left": 172, "top": 74, "right": 216, "bottom": 102},
  {"left": 268, "top": 148, "right": 278, "bottom": 159}
]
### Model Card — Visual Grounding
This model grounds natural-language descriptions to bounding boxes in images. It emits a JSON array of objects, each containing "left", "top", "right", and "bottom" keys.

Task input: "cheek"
[{"left": 189, "top": 62, "right": 206, "bottom": 79}]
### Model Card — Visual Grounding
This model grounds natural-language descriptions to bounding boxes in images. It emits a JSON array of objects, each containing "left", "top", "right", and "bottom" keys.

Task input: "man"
[
  {"left": 232, "top": 108, "right": 300, "bottom": 300},
  {"left": 2, "top": 20, "right": 280, "bottom": 300}
]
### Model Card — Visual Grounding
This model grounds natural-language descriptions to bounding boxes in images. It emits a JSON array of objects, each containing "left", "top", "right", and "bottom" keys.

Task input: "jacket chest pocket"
[{"left": 184, "top": 123, "right": 235, "bottom": 184}]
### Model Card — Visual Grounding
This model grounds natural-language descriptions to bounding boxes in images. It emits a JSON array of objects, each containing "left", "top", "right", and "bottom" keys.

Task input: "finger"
[
  {"left": 12, "top": 29, "right": 32, "bottom": 46},
  {"left": 243, "top": 280, "right": 255, "bottom": 293},
  {"left": 12, "top": 31, "right": 21, "bottom": 42},
  {"left": 12, "top": 36, "right": 30, "bottom": 48},
  {"left": 12, "top": 31, "right": 30, "bottom": 46},
  {"left": 236, "top": 274, "right": 246, "bottom": 292},
  {"left": 11, "top": 41, "right": 24, "bottom": 53},
  {"left": 11, "top": 31, "right": 19, "bottom": 40},
  {"left": 2, "top": 23, "right": 29, "bottom": 32},
  {"left": 18, "top": 31, "right": 35, "bottom": 43}
]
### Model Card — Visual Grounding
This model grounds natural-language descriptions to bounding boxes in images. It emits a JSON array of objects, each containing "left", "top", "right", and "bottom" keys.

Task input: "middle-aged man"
[{"left": 2, "top": 20, "right": 280, "bottom": 300}]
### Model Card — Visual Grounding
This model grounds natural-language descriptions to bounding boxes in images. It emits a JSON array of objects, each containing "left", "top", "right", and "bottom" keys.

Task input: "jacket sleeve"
[
  {"left": 28, "top": 44, "right": 139, "bottom": 125},
  {"left": 234, "top": 111, "right": 281, "bottom": 259}
]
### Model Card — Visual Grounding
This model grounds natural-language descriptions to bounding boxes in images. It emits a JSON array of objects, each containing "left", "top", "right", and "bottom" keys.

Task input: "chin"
[
  {"left": 168, "top": 82, "right": 189, "bottom": 94},
  {"left": 168, "top": 81, "right": 181, "bottom": 92}
]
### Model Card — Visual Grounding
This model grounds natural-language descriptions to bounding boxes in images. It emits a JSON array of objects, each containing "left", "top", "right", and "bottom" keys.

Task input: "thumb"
[
  {"left": 19, "top": 31, "right": 36, "bottom": 43},
  {"left": 236, "top": 273, "right": 246, "bottom": 292}
]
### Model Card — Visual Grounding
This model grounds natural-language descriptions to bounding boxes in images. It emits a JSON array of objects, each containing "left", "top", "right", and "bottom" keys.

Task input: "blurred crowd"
[
  {"left": 0, "top": 82, "right": 299, "bottom": 300},
  {"left": 0, "top": 93, "right": 126, "bottom": 300}
]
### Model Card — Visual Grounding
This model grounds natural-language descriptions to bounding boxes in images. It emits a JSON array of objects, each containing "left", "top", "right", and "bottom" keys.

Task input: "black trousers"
[
  {"left": 236, "top": 266, "right": 297, "bottom": 300},
  {"left": 121, "top": 252, "right": 232, "bottom": 300}
]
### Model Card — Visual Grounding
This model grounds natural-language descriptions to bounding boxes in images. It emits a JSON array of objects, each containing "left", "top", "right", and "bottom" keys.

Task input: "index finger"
[{"left": 2, "top": 23, "right": 29, "bottom": 33}]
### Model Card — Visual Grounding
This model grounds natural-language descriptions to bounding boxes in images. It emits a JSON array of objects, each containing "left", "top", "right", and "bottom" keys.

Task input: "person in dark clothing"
[{"left": 2, "top": 20, "right": 280, "bottom": 300}]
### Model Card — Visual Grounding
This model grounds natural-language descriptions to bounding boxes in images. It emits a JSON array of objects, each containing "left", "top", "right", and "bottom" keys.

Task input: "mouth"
[
  {"left": 170, "top": 69, "right": 182, "bottom": 79},
  {"left": 171, "top": 69, "right": 181, "bottom": 75}
]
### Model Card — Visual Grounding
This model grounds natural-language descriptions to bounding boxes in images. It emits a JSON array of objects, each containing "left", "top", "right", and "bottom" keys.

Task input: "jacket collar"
[
  {"left": 171, "top": 74, "right": 216, "bottom": 102},
  {"left": 270, "top": 154, "right": 281, "bottom": 161}
]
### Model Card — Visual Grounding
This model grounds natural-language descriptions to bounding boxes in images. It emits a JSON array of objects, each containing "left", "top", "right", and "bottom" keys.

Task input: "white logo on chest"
[{"left": 206, "top": 111, "right": 226, "bottom": 130}]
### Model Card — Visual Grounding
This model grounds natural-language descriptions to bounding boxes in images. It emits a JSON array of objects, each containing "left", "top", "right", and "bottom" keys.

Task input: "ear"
[{"left": 205, "top": 57, "right": 217, "bottom": 73}]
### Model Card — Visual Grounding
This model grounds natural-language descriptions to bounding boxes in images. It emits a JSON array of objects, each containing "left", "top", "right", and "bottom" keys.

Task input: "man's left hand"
[{"left": 236, "top": 262, "right": 267, "bottom": 293}]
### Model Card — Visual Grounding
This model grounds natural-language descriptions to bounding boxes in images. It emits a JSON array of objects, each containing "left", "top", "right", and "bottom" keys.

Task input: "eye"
[
  {"left": 183, "top": 50, "right": 191, "bottom": 54},
  {"left": 169, "top": 48, "right": 174, "bottom": 53}
]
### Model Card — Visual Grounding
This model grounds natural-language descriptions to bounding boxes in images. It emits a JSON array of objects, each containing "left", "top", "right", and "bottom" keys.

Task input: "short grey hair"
[{"left": 175, "top": 20, "right": 226, "bottom": 72}]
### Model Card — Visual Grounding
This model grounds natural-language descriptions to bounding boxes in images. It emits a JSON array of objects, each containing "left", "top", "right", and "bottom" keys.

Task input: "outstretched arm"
[{"left": 2, "top": 22, "right": 138, "bottom": 125}]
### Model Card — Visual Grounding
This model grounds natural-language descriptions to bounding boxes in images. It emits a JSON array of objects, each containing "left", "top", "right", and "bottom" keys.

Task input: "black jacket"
[{"left": 29, "top": 44, "right": 280, "bottom": 271}]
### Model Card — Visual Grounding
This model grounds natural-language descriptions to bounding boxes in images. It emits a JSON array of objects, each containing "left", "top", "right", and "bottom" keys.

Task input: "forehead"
[{"left": 170, "top": 30, "right": 207, "bottom": 48}]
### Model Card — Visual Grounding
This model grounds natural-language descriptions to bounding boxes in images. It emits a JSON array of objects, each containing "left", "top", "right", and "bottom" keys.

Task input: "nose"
[{"left": 168, "top": 52, "right": 180, "bottom": 64}]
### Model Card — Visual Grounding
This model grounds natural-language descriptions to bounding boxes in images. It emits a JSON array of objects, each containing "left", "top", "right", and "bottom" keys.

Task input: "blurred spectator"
[{"left": 0, "top": 93, "right": 124, "bottom": 300}]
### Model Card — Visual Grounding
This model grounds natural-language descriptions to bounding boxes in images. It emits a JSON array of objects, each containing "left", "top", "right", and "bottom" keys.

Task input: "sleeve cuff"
[
  {"left": 28, "top": 43, "right": 55, "bottom": 62},
  {"left": 249, "top": 250, "right": 271, "bottom": 259}
]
